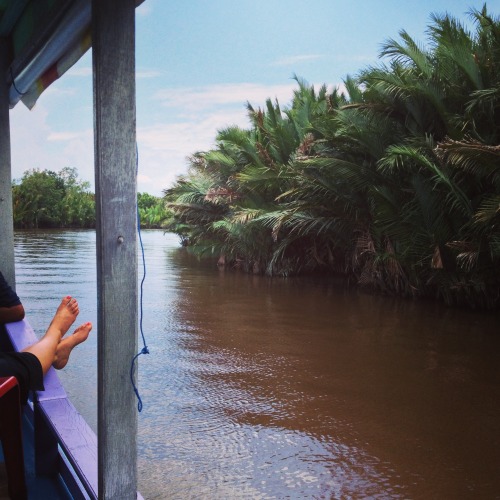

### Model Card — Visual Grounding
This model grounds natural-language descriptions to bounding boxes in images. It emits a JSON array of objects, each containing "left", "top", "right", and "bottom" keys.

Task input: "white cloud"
[
  {"left": 136, "top": 1, "right": 152, "bottom": 17},
  {"left": 137, "top": 70, "right": 161, "bottom": 79},
  {"left": 155, "top": 82, "right": 298, "bottom": 113},
  {"left": 10, "top": 80, "right": 342, "bottom": 197},
  {"left": 39, "top": 86, "right": 77, "bottom": 98},
  {"left": 271, "top": 54, "right": 323, "bottom": 66},
  {"left": 48, "top": 130, "right": 91, "bottom": 141},
  {"left": 66, "top": 65, "right": 159, "bottom": 79},
  {"left": 139, "top": 109, "right": 249, "bottom": 152},
  {"left": 136, "top": 106, "right": 252, "bottom": 194},
  {"left": 137, "top": 173, "right": 151, "bottom": 184},
  {"left": 130, "top": 82, "right": 302, "bottom": 194},
  {"left": 66, "top": 66, "right": 92, "bottom": 77},
  {"left": 10, "top": 104, "right": 94, "bottom": 186}
]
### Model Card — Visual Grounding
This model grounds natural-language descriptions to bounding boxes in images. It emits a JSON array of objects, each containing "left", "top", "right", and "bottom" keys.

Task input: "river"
[{"left": 13, "top": 229, "right": 500, "bottom": 499}]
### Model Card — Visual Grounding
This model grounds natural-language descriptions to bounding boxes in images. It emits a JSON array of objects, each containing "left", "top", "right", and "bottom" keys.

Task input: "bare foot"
[
  {"left": 48, "top": 296, "right": 79, "bottom": 338},
  {"left": 53, "top": 322, "right": 92, "bottom": 370}
]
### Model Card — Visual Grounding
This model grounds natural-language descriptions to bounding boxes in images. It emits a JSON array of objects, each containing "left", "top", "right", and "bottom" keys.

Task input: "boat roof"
[{"left": 0, "top": 0, "right": 144, "bottom": 109}]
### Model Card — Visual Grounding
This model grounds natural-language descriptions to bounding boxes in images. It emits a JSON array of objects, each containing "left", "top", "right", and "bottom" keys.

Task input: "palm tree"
[{"left": 163, "top": 5, "right": 500, "bottom": 308}]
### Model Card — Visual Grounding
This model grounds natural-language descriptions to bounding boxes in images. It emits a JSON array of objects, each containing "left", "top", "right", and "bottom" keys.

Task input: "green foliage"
[
  {"left": 12, "top": 169, "right": 167, "bottom": 230},
  {"left": 164, "top": 5, "right": 500, "bottom": 308},
  {"left": 137, "top": 192, "right": 169, "bottom": 229},
  {"left": 12, "top": 167, "right": 95, "bottom": 228}
]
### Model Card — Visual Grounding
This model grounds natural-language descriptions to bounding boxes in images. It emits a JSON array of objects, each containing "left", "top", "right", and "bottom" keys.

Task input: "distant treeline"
[
  {"left": 163, "top": 5, "right": 500, "bottom": 309},
  {"left": 12, "top": 167, "right": 167, "bottom": 229}
]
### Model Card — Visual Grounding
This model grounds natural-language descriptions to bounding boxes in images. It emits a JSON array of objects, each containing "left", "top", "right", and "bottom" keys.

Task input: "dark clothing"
[
  {"left": 0, "top": 352, "right": 44, "bottom": 404},
  {"left": 0, "top": 271, "right": 21, "bottom": 308}
]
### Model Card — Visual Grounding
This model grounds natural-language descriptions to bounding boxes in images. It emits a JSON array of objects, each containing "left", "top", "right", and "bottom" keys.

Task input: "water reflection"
[{"left": 13, "top": 229, "right": 500, "bottom": 499}]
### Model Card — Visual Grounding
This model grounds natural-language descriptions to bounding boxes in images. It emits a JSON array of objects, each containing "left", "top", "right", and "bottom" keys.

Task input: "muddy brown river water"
[{"left": 14, "top": 229, "right": 500, "bottom": 499}]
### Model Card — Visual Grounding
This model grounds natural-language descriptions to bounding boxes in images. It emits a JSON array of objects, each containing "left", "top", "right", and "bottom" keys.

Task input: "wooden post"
[
  {"left": 92, "top": 1, "right": 138, "bottom": 498},
  {"left": 0, "top": 37, "right": 16, "bottom": 287}
]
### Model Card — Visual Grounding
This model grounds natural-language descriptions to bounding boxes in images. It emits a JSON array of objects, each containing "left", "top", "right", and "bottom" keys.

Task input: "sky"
[{"left": 9, "top": 0, "right": 500, "bottom": 196}]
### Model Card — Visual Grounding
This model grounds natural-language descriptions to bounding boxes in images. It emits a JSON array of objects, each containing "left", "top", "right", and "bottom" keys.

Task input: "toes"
[{"left": 67, "top": 298, "right": 79, "bottom": 313}]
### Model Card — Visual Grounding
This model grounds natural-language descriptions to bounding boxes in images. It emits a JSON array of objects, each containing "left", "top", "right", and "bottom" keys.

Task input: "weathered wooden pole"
[
  {"left": 92, "top": 0, "right": 138, "bottom": 498},
  {"left": 0, "top": 37, "right": 15, "bottom": 287}
]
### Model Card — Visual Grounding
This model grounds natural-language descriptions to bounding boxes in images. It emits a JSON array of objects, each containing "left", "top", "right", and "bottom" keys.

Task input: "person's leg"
[
  {"left": 22, "top": 296, "right": 79, "bottom": 374},
  {"left": 0, "top": 296, "right": 90, "bottom": 404},
  {"left": 53, "top": 322, "right": 92, "bottom": 370}
]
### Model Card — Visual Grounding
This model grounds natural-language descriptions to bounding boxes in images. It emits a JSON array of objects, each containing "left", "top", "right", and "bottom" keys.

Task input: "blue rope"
[{"left": 130, "top": 146, "right": 150, "bottom": 412}]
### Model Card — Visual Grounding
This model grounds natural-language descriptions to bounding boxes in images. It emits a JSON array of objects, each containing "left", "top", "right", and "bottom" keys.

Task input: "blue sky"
[{"left": 9, "top": 0, "right": 500, "bottom": 196}]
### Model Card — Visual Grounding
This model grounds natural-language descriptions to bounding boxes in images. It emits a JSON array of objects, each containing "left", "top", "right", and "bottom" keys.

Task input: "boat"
[
  {"left": 1, "top": 319, "right": 100, "bottom": 499},
  {"left": 0, "top": 1, "right": 145, "bottom": 498}
]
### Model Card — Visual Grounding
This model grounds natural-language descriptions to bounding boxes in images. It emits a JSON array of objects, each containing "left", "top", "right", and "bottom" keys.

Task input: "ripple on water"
[{"left": 14, "top": 229, "right": 500, "bottom": 500}]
